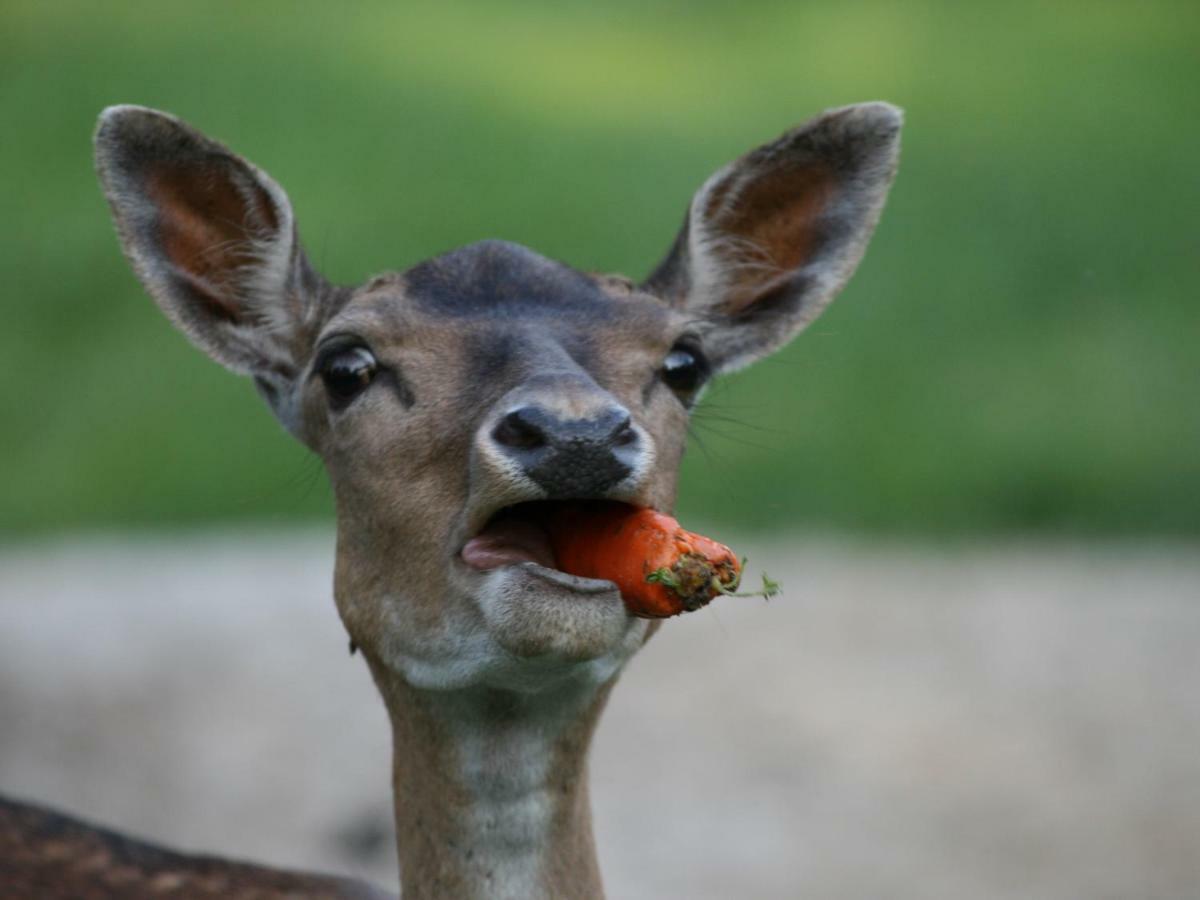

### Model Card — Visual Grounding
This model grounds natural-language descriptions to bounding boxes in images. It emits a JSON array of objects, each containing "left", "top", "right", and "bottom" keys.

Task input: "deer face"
[
  {"left": 95, "top": 103, "right": 901, "bottom": 693},
  {"left": 308, "top": 245, "right": 697, "bottom": 688}
]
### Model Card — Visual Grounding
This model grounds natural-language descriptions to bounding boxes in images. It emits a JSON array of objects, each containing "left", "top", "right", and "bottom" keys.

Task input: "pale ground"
[{"left": 1, "top": 532, "right": 1198, "bottom": 899}]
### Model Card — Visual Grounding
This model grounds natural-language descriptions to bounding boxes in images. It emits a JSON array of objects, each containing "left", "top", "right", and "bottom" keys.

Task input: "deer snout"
[{"left": 490, "top": 403, "right": 643, "bottom": 498}]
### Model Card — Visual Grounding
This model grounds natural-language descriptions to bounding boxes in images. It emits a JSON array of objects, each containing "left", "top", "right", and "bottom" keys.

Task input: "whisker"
[
  {"left": 234, "top": 452, "right": 326, "bottom": 509},
  {"left": 687, "top": 421, "right": 779, "bottom": 453},
  {"left": 691, "top": 412, "right": 792, "bottom": 437}
]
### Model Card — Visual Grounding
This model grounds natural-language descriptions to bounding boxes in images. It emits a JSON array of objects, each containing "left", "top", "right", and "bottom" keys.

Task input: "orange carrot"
[{"left": 549, "top": 504, "right": 777, "bottom": 618}]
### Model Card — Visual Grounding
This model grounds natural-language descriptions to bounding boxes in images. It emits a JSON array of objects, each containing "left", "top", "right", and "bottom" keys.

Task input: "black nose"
[{"left": 491, "top": 405, "right": 639, "bottom": 497}]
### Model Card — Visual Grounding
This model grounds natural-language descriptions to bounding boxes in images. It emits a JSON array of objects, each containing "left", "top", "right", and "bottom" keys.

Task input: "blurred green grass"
[{"left": 2, "top": 0, "right": 1197, "bottom": 535}]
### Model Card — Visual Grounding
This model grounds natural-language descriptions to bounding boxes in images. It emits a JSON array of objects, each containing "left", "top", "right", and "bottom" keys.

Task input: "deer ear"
[
  {"left": 644, "top": 102, "right": 902, "bottom": 373},
  {"left": 94, "top": 106, "right": 331, "bottom": 403}
]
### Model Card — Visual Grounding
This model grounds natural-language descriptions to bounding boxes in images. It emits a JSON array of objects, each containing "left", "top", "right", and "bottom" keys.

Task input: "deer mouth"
[
  {"left": 459, "top": 500, "right": 647, "bottom": 663},
  {"left": 460, "top": 500, "right": 623, "bottom": 578},
  {"left": 462, "top": 503, "right": 557, "bottom": 571}
]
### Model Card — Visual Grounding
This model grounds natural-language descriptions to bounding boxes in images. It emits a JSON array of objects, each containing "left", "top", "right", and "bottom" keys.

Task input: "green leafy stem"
[{"left": 646, "top": 556, "right": 781, "bottom": 602}]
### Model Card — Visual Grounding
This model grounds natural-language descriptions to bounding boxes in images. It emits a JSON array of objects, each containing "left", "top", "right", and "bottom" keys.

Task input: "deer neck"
[{"left": 373, "top": 664, "right": 613, "bottom": 900}]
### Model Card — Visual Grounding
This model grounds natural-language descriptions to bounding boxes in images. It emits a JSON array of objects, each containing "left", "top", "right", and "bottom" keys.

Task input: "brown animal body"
[{"left": 0, "top": 795, "right": 391, "bottom": 899}]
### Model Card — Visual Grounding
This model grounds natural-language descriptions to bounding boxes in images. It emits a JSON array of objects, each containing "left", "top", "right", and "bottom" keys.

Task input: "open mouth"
[
  {"left": 461, "top": 500, "right": 628, "bottom": 575},
  {"left": 460, "top": 500, "right": 647, "bottom": 661}
]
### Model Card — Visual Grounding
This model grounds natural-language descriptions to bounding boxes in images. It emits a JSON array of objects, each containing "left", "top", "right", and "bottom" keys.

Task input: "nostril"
[
  {"left": 611, "top": 415, "right": 637, "bottom": 447},
  {"left": 493, "top": 408, "right": 547, "bottom": 450}
]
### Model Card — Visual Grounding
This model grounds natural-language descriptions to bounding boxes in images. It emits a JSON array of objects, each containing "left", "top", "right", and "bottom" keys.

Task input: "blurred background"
[{"left": 2, "top": 1, "right": 1197, "bottom": 898}]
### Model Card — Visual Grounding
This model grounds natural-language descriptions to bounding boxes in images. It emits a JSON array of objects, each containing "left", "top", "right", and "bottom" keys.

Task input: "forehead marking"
[{"left": 403, "top": 240, "right": 618, "bottom": 322}]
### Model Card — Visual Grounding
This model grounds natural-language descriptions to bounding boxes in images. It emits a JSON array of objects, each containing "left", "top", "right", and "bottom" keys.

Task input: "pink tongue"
[{"left": 462, "top": 517, "right": 556, "bottom": 571}]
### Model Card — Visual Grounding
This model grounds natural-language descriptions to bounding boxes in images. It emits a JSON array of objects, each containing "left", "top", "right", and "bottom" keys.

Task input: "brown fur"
[
  {"left": 0, "top": 795, "right": 392, "bottom": 899},
  {"left": 372, "top": 668, "right": 612, "bottom": 900}
]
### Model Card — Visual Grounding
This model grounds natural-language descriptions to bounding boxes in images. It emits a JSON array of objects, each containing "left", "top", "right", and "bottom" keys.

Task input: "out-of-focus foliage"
[{"left": 2, "top": 0, "right": 1196, "bottom": 535}]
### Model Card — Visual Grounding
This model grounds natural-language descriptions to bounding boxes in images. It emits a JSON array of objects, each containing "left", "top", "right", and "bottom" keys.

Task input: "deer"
[{"left": 0, "top": 100, "right": 901, "bottom": 898}]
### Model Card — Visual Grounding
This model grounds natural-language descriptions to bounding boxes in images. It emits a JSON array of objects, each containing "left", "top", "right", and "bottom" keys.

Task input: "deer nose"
[{"left": 491, "top": 404, "right": 640, "bottom": 497}]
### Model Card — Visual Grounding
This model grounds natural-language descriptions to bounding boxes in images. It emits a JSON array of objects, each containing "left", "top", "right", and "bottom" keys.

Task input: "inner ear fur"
[
  {"left": 145, "top": 155, "right": 281, "bottom": 326},
  {"left": 94, "top": 105, "right": 325, "bottom": 380},
  {"left": 644, "top": 102, "right": 903, "bottom": 372}
]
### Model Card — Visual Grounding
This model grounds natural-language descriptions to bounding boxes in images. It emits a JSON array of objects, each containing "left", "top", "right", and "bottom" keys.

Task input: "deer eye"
[
  {"left": 661, "top": 344, "right": 708, "bottom": 397},
  {"left": 319, "top": 346, "right": 377, "bottom": 407}
]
